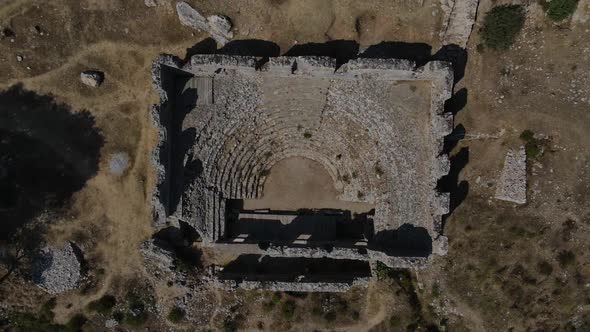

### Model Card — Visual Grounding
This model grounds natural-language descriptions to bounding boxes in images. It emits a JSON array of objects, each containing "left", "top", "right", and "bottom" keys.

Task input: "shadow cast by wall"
[
  {"left": 438, "top": 147, "right": 470, "bottom": 228},
  {"left": 370, "top": 224, "right": 433, "bottom": 257}
]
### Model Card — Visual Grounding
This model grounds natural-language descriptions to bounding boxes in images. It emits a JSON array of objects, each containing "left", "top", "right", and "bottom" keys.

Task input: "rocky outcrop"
[
  {"left": 31, "top": 243, "right": 82, "bottom": 294},
  {"left": 495, "top": 146, "right": 527, "bottom": 204},
  {"left": 175, "top": 2, "right": 233, "bottom": 45}
]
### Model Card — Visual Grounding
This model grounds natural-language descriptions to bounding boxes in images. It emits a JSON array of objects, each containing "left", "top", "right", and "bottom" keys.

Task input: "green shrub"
[
  {"left": 281, "top": 300, "right": 297, "bottom": 320},
  {"left": 542, "top": 0, "right": 579, "bottom": 21},
  {"left": 65, "top": 314, "right": 87, "bottom": 332},
  {"left": 167, "top": 307, "right": 185, "bottom": 324},
  {"left": 124, "top": 312, "right": 147, "bottom": 327},
  {"left": 481, "top": 5, "right": 525, "bottom": 50},
  {"left": 374, "top": 261, "right": 394, "bottom": 280},
  {"left": 303, "top": 132, "right": 312, "bottom": 139},
  {"left": 538, "top": 260, "right": 554, "bottom": 275},
  {"left": 87, "top": 295, "right": 116, "bottom": 315},
  {"left": 520, "top": 130, "right": 543, "bottom": 159},
  {"left": 519, "top": 129, "right": 535, "bottom": 141},
  {"left": 271, "top": 292, "right": 282, "bottom": 304},
  {"left": 557, "top": 250, "right": 575, "bottom": 267}
]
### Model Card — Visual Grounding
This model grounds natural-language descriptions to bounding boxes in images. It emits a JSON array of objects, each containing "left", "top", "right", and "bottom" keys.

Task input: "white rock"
[
  {"left": 495, "top": 146, "right": 527, "bottom": 204},
  {"left": 176, "top": 1, "right": 208, "bottom": 31},
  {"left": 109, "top": 152, "right": 129, "bottom": 176},
  {"left": 80, "top": 70, "right": 104, "bottom": 88},
  {"left": 16, "top": 55, "right": 23, "bottom": 62}
]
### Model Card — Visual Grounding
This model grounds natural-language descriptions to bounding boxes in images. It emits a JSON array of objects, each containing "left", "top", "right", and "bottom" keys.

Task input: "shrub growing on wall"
[{"left": 481, "top": 5, "right": 526, "bottom": 50}]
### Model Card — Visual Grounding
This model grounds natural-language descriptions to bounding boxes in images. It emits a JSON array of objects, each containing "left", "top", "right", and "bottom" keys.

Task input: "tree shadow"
[{"left": 0, "top": 84, "right": 103, "bottom": 241}]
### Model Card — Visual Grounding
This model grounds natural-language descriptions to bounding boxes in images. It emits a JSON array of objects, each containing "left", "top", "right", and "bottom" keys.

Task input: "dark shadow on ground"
[
  {"left": 360, "top": 42, "right": 432, "bottom": 67},
  {"left": 0, "top": 84, "right": 103, "bottom": 240},
  {"left": 438, "top": 147, "right": 470, "bottom": 229},
  {"left": 226, "top": 208, "right": 374, "bottom": 243},
  {"left": 371, "top": 224, "right": 433, "bottom": 257},
  {"left": 284, "top": 40, "right": 359, "bottom": 68},
  {"left": 153, "top": 226, "right": 202, "bottom": 270},
  {"left": 431, "top": 44, "right": 468, "bottom": 84},
  {"left": 0, "top": 84, "right": 103, "bottom": 283},
  {"left": 219, "top": 255, "right": 371, "bottom": 283},
  {"left": 219, "top": 39, "right": 281, "bottom": 57}
]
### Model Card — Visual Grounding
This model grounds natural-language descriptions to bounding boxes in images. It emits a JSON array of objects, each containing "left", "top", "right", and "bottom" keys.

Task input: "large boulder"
[
  {"left": 31, "top": 243, "right": 82, "bottom": 294},
  {"left": 175, "top": 2, "right": 233, "bottom": 45}
]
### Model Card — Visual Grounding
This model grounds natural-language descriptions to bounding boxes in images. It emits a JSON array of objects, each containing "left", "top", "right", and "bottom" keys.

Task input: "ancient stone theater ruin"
[{"left": 151, "top": 53, "right": 454, "bottom": 292}]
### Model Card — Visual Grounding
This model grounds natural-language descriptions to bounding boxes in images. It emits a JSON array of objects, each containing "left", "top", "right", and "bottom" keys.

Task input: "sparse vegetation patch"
[
  {"left": 541, "top": 0, "right": 579, "bottom": 21},
  {"left": 481, "top": 5, "right": 525, "bottom": 50}
]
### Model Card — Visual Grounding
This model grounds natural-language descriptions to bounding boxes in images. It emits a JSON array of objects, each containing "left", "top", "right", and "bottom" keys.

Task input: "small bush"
[
  {"left": 281, "top": 300, "right": 297, "bottom": 320},
  {"left": 542, "top": 0, "right": 579, "bottom": 21},
  {"left": 167, "top": 307, "right": 184, "bottom": 324},
  {"left": 557, "top": 250, "right": 575, "bottom": 267},
  {"left": 303, "top": 132, "right": 312, "bottom": 139},
  {"left": 65, "top": 314, "right": 87, "bottom": 332},
  {"left": 260, "top": 169, "right": 271, "bottom": 177},
  {"left": 538, "top": 261, "right": 554, "bottom": 275},
  {"left": 87, "top": 295, "right": 116, "bottom": 315},
  {"left": 271, "top": 292, "right": 282, "bottom": 304},
  {"left": 520, "top": 130, "right": 543, "bottom": 159},
  {"left": 374, "top": 261, "right": 394, "bottom": 280},
  {"left": 520, "top": 129, "right": 534, "bottom": 141},
  {"left": 481, "top": 5, "right": 525, "bottom": 50},
  {"left": 124, "top": 309, "right": 148, "bottom": 327}
]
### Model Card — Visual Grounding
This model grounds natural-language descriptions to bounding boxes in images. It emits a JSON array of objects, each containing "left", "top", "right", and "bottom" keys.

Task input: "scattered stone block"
[
  {"left": 80, "top": 70, "right": 105, "bottom": 87},
  {"left": 175, "top": 1, "right": 233, "bottom": 45},
  {"left": 495, "top": 146, "right": 527, "bottom": 204}
]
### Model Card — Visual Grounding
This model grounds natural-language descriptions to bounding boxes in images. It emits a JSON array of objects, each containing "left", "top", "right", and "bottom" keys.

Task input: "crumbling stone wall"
[{"left": 150, "top": 54, "right": 454, "bottom": 275}]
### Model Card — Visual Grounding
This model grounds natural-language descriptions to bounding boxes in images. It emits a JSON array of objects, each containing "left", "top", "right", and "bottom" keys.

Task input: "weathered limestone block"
[
  {"left": 495, "top": 146, "right": 527, "bottom": 204},
  {"left": 176, "top": 2, "right": 233, "bottom": 45}
]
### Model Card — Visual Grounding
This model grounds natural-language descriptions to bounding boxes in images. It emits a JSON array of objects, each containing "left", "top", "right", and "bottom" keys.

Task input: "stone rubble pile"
[
  {"left": 495, "top": 146, "right": 527, "bottom": 204},
  {"left": 31, "top": 243, "right": 82, "bottom": 294}
]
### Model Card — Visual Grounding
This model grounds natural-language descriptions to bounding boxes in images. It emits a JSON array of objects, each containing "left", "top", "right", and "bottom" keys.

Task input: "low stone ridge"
[
  {"left": 31, "top": 243, "right": 82, "bottom": 294},
  {"left": 495, "top": 146, "right": 527, "bottom": 204},
  {"left": 80, "top": 70, "right": 104, "bottom": 87},
  {"left": 441, "top": 0, "right": 480, "bottom": 48},
  {"left": 175, "top": 2, "right": 233, "bottom": 45}
]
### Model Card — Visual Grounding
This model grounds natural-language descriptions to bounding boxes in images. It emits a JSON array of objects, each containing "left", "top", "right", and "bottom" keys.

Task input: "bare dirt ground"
[
  {"left": 243, "top": 156, "right": 375, "bottom": 213},
  {"left": 1, "top": 0, "right": 590, "bottom": 331}
]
